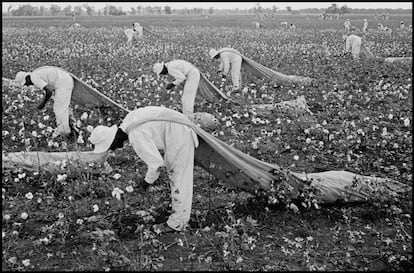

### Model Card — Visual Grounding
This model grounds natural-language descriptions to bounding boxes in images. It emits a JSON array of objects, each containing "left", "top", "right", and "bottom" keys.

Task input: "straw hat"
[
  {"left": 89, "top": 125, "right": 118, "bottom": 153},
  {"left": 153, "top": 62, "right": 165, "bottom": 75},
  {"left": 209, "top": 49, "right": 219, "bottom": 59},
  {"left": 15, "top": 71, "right": 28, "bottom": 86}
]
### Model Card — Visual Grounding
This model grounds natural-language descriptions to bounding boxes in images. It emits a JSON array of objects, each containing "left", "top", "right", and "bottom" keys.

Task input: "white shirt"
[
  {"left": 345, "top": 35, "right": 361, "bottom": 51},
  {"left": 30, "top": 66, "right": 71, "bottom": 89},
  {"left": 133, "top": 25, "right": 144, "bottom": 37},
  {"left": 165, "top": 60, "right": 196, "bottom": 86},
  {"left": 217, "top": 48, "right": 243, "bottom": 74},
  {"left": 119, "top": 106, "right": 198, "bottom": 183}
]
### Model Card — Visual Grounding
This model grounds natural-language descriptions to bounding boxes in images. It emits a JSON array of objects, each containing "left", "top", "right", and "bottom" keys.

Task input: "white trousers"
[
  {"left": 164, "top": 123, "right": 196, "bottom": 231},
  {"left": 230, "top": 57, "right": 242, "bottom": 90},
  {"left": 181, "top": 67, "right": 200, "bottom": 118},
  {"left": 53, "top": 74, "right": 74, "bottom": 136}
]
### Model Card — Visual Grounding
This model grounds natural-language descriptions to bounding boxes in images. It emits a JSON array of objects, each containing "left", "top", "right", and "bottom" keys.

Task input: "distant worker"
[
  {"left": 362, "top": 19, "right": 368, "bottom": 33},
  {"left": 209, "top": 48, "right": 243, "bottom": 93},
  {"left": 289, "top": 23, "right": 296, "bottom": 30},
  {"left": 72, "top": 13, "right": 76, "bottom": 21},
  {"left": 152, "top": 60, "right": 200, "bottom": 118},
  {"left": 343, "top": 34, "right": 374, "bottom": 60},
  {"left": 344, "top": 19, "right": 351, "bottom": 31},
  {"left": 253, "top": 21, "right": 265, "bottom": 29},
  {"left": 400, "top": 21, "right": 405, "bottom": 30}
]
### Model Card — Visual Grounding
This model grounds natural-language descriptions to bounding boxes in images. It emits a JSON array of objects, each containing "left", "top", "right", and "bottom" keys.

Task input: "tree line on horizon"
[{"left": 3, "top": 3, "right": 411, "bottom": 17}]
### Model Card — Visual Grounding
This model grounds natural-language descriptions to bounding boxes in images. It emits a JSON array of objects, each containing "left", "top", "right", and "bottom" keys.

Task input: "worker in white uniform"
[
  {"left": 343, "top": 34, "right": 363, "bottom": 60},
  {"left": 15, "top": 66, "right": 76, "bottom": 137},
  {"left": 89, "top": 106, "right": 199, "bottom": 233},
  {"left": 209, "top": 48, "right": 243, "bottom": 92},
  {"left": 400, "top": 21, "right": 405, "bottom": 30},
  {"left": 344, "top": 19, "right": 351, "bottom": 31},
  {"left": 125, "top": 22, "right": 144, "bottom": 46},
  {"left": 362, "top": 19, "right": 368, "bottom": 33},
  {"left": 133, "top": 22, "right": 144, "bottom": 38},
  {"left": 152, "top": 60, "right": 200, "bottom": 118}
]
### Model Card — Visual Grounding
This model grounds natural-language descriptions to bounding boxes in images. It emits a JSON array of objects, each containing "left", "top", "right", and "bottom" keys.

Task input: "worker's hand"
[
  {"left": 166, "top": 83, "right": 175, "bottom": 90},
  {"left": 138, "top": 178, "right": 151, "bottom": 191},
  {"left": 37, "top": 103, "right": 46, "bottom": 110}
]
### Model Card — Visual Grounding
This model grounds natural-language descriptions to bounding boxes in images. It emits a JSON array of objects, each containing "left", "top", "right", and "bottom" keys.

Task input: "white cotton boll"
[
  {"left": 86, "top": 125, "right": 94, "bottom": 132},
  {"left": 30, "top": 119, "right": 36, "bottom": 125},
  {"left": 57, "top": 174, "right": 67, "bottom": 181},
  {"left": 293, "top": 155, "right": 299, "bottom": 160},
  {"left": 125, "top": 185, "right": 134, "bottom": 193},
  {"left": 44, "top": 115, "right": 50, "bottom": 121},
  {"left": 21, "top": 212, "right": 29, "bottom": 220},
  {"left": 113, "top": 173, "right": 121, "bottom": 180},
  {"left": 80, "top": 112, "right": 88, "bottom": 120},
  {"left": 404, "top": 118, "right": 410, "bottom": 127},
  {"left": 31, "top": 131, "right": 38, "bottom": 137},
  {"left": 388, "top": 114, "right": 394, "bottom": 120},
  {"left": 22, "top": 259, "right": 31, "bottom": 267},
  {"left": 93, "top": 204, "right": 99, "bottom": 212},
  {"left": 25, "top": 192, "right": 33, "bottom": 200}
]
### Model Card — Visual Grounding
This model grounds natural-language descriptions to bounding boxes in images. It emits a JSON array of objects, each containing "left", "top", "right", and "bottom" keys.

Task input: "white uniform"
[
  {"left": 253, "top": 21, "right": 261, "bottom": 29},
  {"left": 345, "top": 34, "right": 362, "bottom": 60},
  {"left": 133, "top": 23, "right": 144, "bottom": 38},
  {"left": 362, "top": 20, "right": 368, "bottom": 32},
  {"left": 165, "top": 60, "right": 200, "bottom": 118},
  {"left": 30, "top": 67, "right": 74, "bottom": 135},
  {"left": 344, "top": 20, "right": 351, "bottom": 31},
  {"left": 218, "top": 48, "right": 243, "bottom": 91},
  {"left": 119, "top": 106, "right": 199, "bottom": 231}
]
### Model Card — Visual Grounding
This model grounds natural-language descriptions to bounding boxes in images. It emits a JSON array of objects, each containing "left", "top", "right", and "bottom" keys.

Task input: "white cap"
[
  {"left": 364, "top": 19, "right": 367, "bottom": 21},
  {"left": 152, "top": 62, "right": 164, "bottom": 75},
  {"left": 89, "top": 125, "right": 118, "bottom": 153},
  {"left": 209, "top": 48, "right": 219, "bottom": 59},
  {"left": 15, "top": 71, "right": 28, "bottom": 86},
  {"left": 134, "top": 22, "right": 140, "bottom": 26}
]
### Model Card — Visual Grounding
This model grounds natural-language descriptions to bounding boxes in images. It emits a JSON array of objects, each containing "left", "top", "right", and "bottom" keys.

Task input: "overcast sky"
[{"left": 2, "top": 2, "right": 413, "bottom": 11}]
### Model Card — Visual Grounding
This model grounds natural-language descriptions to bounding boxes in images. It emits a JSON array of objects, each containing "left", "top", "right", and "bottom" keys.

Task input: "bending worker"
[
  {"left": 209, "top": 47, "right": 243, "bottom": 93},
  {"left": 15, "top": 66, "right": 76, "bottom": 137},
  {"left": 343, "top": 34, "right": 374, "bottom": 60},
  {"left": 89, "top": 106, "right": 199, "bottom": 233},
  {"left": 153, "top": 60, "right": 200, "bottom": 118}
]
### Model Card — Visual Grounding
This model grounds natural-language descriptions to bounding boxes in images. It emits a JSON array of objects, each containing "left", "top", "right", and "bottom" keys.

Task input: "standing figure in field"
[
  {"left": 281, "top": 21, "right": 288, "bottom": 28},
  {"left": 89, "top": 106, "right": 199, "bottom": 233},
  {"left": 400, "top": 21, "right": 405, "bottom": 30},
  {"left": 344, "top": 19, "right": 351, "bottom": 31},
  {"left": 343, "top": 34, "right": 375, "bottom": 60},
  {"left": 289, "top": 23, "right": 296, "bottom": 30},
  {"left": 72, "top": 13, "right": 76, "bottom": 21},
  {"left": 15, "top": 67, "right": 77, "bottom": 137},
  {"left": 209, "top": 48, "right": 243, "bottom": 93},
  {"left": 153, "top": 60, "right": 200, "bottom": 118},
  {"left": 362, "top": 19, "right": 368, "bottom": 33}
]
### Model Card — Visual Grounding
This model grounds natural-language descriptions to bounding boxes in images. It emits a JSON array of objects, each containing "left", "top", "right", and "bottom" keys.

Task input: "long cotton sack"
[{"left": 122, "top": 107, "right": 411, "bottom": 204}]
